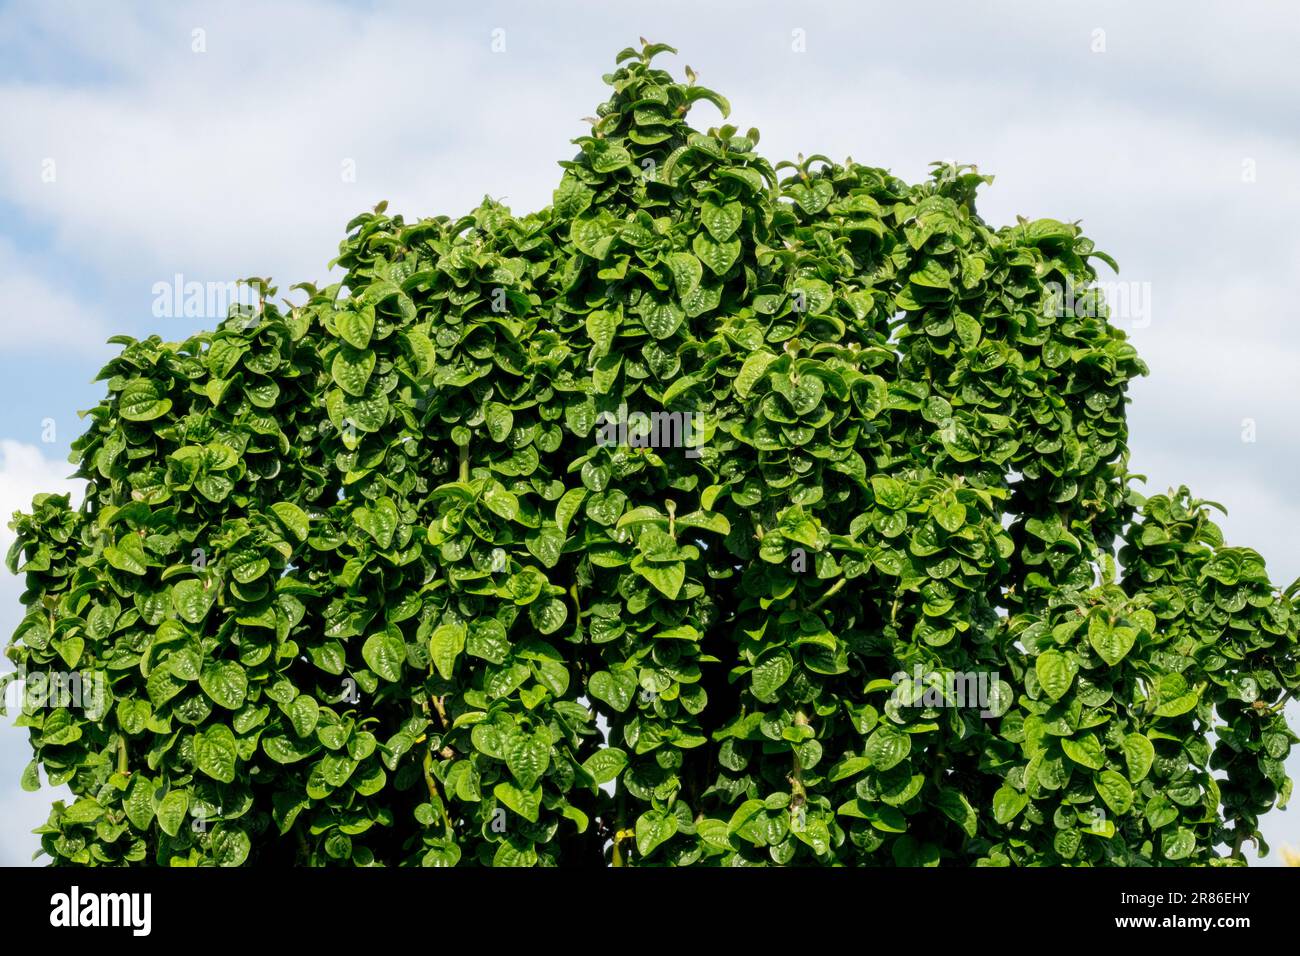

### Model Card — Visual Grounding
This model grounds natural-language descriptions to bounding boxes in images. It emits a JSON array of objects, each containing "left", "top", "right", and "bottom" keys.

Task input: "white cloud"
[
  {"left": 0, "top": 239, "right": 110, "bottom": 354},
  {"left": 0, "top": 1, "right": 588, "bottom": 295}
]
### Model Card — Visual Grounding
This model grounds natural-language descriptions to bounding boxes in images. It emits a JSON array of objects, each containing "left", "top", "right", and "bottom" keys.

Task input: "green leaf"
[
  {"left": 554, "top": 172, "right": 594, "bottom": 218},
  {"left": 865, "top": 725, "right": 911, "bottom": 772},
  {"left": 1121, "top": 733, "right": 1155, "bottom": 783},
  {"left": 211, "top": 826, "right": 251, "bottom": 866},
  {"left": 674, "top": 510, "right": 730, "bottom": 535},
  {"left": 331, "top": 346, "right": 376, "bottom": 397},
  {"left": 19, "top": 759, "right": 39, "bottom": 792},
  {"left": 287, "top": 695, "right": 320, "bottom": 738},
  {"left": 505, "top": 733, "right": 551, "bottom": 789},
  {"left": 229, "top": 548, "right": 269, "bottom": 584},
  {"left": 684, "top": 85, "right": 730, "bottom": 118},
  {"left": 701, "top": 199, "right": 743, "bottom": 242},
  {"left": 992, "top": 785, "right": 1027, "bottom": 825},
  {"left": 491, "top": 838, "right": 536, "bottom": 867},
  {"left": 641, "top": 296, "right": 685, "bottom": 339},
  {"left": 119, "top": 379, "right": 172, "bottom": 421},
  {"left": 199, "top": 661, "right": 248, "bottom": 710},
  {"left": 555, "top": 488, "right": 587, "bottom": 535},
  {"left": 263, "top": 735, "right": 318, "bottom": 764},
  {"left": 493, "top": 781, "right": 541, "bottom": 822},
  {"left": 588, "top": 670, "right": 636, "bottom": 712},
  {"left": 123, "top": 774, "right": 156, "bottom": 829},
  {"left": 156, "top": 790, "right": 189, "bottom": 837},
  {"left": 870, "top": 475, "right": 910, "bottom": 510},
  {"left": 362, "top": 630, "right": 407, "bottom": 682},
  {"left": 735, "top": 351, "right": 777, "bottom": 399},
  {"left": 355, "top": 497, "right": 399, "bottom": 549},
  {"left": 485, "top": 402, "right": 514, "bottom": 443},
  {"left": 588, "top": 139, "right": 632, "bottom": 173},
  {"left": 1095, "top": 769, "right": 1134, "bottom": 815},
  {"left": 1061, "top": 732, "right": 1105, "bottom": 770},
  {"left": 105, "top": 533, "right": 151, "bottom": 575},
  {"left": 585, "top": 309, "right": 620, "bottom": 356},
  {"left": 827, "top": 756, "right": 872, "bottom": 782},
  {"left": 718, "top": 166, "right": 765, "bottom": 193},
  {"left": 1161, "top": 827, "right": 1196, "bottom": 861},
  {"left": 934, "top": 501, "right": 966, "bottom": 533},
  {"left": 482, "top": 482, "right": 520, "bottom": 522},
  {"left": 790, "top": 179, "right": 835, "bottom": 215},
  {"left": 1088, "top": 615, "right": 1137, "bottom": 666},
  {"left": 1035, "top": 650, "right": 1076, "bottom": 701},
  {"left": 467, "top": 618, "right": 511, "bottom": 665},
  {"left": 529, "top": 595, "right": 568, "bottom": 635},
  {"left": 691, "top": 232, "right": 741, "bottom": 276},
  {"left": 1153, "top": 674, "right": 1200, "bottom": 717},
  {"left": 632, "top": 557, "right": 685, "bottom": 599},
  {"left": 635, "top": 809, "right": 679, "bottom": 856},
  {"left": 336, "top": 306, "right": 375, "bottom": 349},
  {"left": 666, "top": 251, "right": 703, "bottom": 299},
  {"left": 581, "top": 748, "right": 628, "bottom": 786},
  {"left": 571, "top": 214, "right": 616, "bottom": 259},
  {"left": 936, "top": 788, "right": 978, "bottom": 838},
  {"left": 196, "top": 724, "right": 238, "bottom": 784},
  {"left": 307, "top": 641, "right": 346, "bottom": 675},
  {"left": 429, "top": 623, "right": 467, "bottom": 680},
  {"left": 751, "top": 649, "right": 793, "bottom": 702},
  {"left": 525, "top": 526, "right": 566, "bottom": 569},
  {"left": 270, "top": 501, "right": 311, "bottom": 542}
]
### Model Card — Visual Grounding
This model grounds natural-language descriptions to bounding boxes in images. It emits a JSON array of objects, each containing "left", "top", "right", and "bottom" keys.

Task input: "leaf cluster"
[{"left": 6, "top": 40, "right": 1297, "bottom": 866}]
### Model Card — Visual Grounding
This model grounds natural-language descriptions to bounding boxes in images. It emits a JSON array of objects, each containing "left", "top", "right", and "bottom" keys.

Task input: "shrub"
[{"left": 5, "top": 40, "right": 1297, "bottom": 867}]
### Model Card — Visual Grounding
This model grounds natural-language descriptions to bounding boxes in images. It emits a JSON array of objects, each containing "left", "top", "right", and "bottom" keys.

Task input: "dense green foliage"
[{"left": 6, "top": 41, "right": 1298, "bottom": 867}]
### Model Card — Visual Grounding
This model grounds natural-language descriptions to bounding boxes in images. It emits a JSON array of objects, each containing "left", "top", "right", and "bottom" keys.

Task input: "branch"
[{"left": 808, "top": 578, "right": 845, "bottom": 611}]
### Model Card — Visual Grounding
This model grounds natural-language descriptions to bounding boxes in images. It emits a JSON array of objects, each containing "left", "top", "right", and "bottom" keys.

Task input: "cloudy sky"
[{"left": 1, "top": 0, "right": 1297, "bottom": 865}]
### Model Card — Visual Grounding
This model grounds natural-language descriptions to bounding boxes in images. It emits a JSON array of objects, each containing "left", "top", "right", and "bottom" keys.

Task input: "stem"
[
  {"left": 116, "top": 736, "right": 129, "bottom": 776},
  {"left": 1231, "top": 829, "right": 1248, "bottom": 861},
  {"left": 808, "top": 579, "right": 845, "bottom": 611},
  {"left": 789, "top": 711, "right": 808, "bottom": 829},
  {"left": 429, "top": 696, "right": 454, "bottom": 758},
  {"left": 422, "top": 749, "right": 453, "bottom": 835},
  {"left": 1267, "top": 689, "right": 1294, "bottom": 714},
  {"left": 458, "top": 443, "right": 469, "bottom": 483},
  {"left": 569, "top": 583, "right": 582, "bottom": 624}
]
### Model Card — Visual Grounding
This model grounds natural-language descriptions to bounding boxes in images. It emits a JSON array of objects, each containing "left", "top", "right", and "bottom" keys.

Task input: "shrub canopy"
[{"left": 6, "top": 40, "right": 1298, "bottom": 867}]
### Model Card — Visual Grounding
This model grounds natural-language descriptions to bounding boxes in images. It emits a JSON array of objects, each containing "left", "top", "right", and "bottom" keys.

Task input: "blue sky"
[{"left": 1, "top": 0, "right": 1298, "bottom": 865}]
